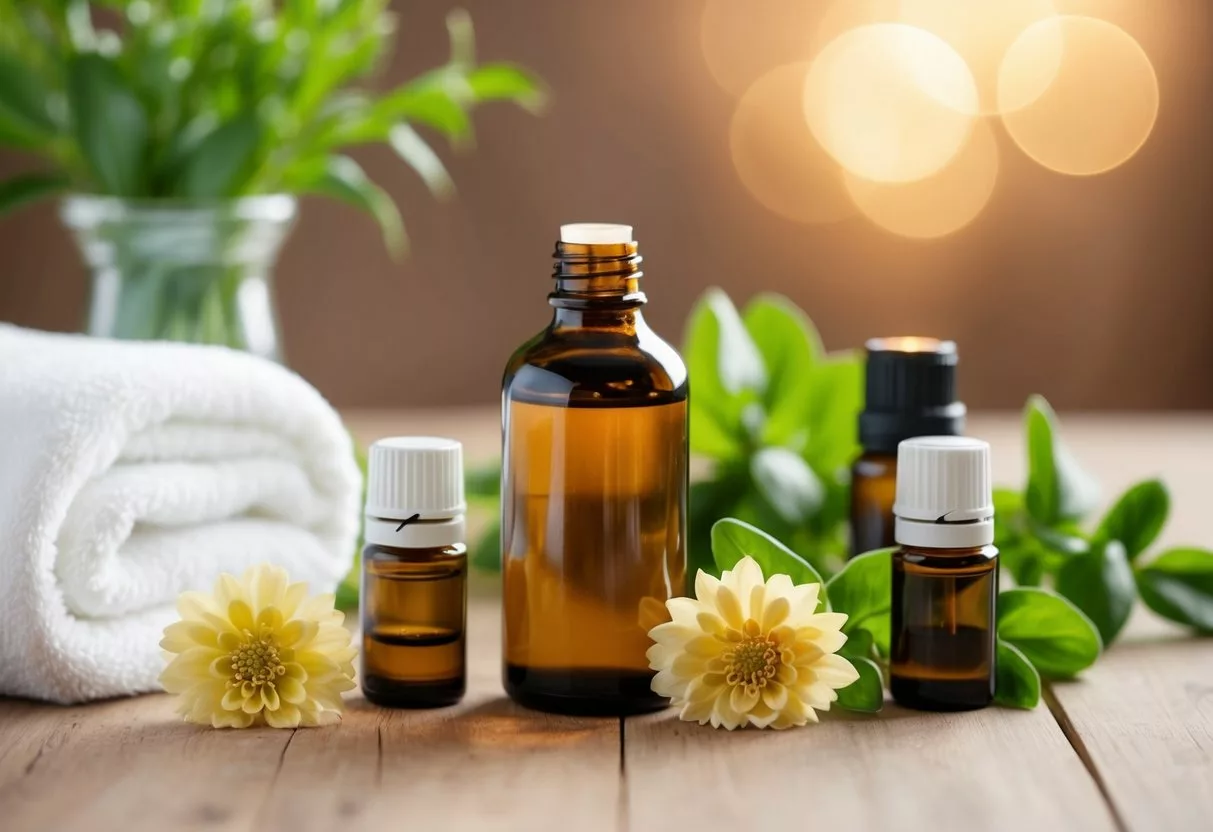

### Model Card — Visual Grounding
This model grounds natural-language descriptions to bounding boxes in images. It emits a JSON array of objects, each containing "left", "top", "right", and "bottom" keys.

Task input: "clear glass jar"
[{"left": 61, "top": 195, "right": 297, "bottom": 362}]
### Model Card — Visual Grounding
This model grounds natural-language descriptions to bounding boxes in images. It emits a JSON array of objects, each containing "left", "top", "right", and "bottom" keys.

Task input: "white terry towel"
[{"left": 0, "top": 326, "right": 361, "bottom": 704}]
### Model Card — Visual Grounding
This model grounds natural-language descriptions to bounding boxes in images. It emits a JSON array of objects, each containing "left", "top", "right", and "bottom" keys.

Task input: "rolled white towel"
[{"left": 0, "top": 325, "right": 361, "bottom": 703}]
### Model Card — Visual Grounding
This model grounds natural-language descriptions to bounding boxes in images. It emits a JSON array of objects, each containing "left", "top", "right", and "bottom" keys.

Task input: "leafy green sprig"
[
  {"left": 998, "top": 395, "right": 1213, "bottom": 646},
  {"left": 683, "top": 289, "right": 862, "bottom": 579},
  {"left": 0, "top": 1, "right": 543, "bottom": 254}
]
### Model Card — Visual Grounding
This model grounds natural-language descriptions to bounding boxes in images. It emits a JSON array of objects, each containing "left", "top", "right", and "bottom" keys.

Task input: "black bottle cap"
[{"left": 859, "top": 337, "right": 966, "bottom": 455}]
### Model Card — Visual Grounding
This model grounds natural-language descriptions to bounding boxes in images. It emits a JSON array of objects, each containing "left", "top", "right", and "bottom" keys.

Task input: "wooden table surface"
[{"left": 1, "top": 409, "right": 1211, "bottom": 831}]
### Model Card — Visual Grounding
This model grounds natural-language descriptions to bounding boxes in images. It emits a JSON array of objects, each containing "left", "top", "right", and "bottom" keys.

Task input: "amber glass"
[
  {"left": 891, "top": 543, "right": 998, "bottom": 711},
  {"left": 361, "top": 542, "right": 467, "bottom": 708},
  {"left": 851, "top": 452, "right": 898, "bottom": 556},
  {"left": 501, "top": 238, "right": 688, "bottom": 716}
]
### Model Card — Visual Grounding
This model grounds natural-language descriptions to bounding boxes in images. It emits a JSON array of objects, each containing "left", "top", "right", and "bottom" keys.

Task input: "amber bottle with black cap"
[
  {"left": 850, "top": 338, "right": 965, "bottom": 557},
  {"left": 501, "top": 222, "right": 688, "bottom": 716}
]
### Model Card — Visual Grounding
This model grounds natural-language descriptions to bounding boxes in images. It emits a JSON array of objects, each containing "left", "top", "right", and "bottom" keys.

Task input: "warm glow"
[
  {"left": 869, "top": 336, "right": 952, "bottom": 354},
  {"left": 810, "top": 0, "right": 899, "bottom": 56},
  {"left": 844, "top": 120, "right": 999, "bottom": 239},
  {"left": 700, "top": 0, "right": 826, "bottom": 96},
  {"left": 730, "top": 63, "right": 855, "bottom": 225},
  {"left": 899, "top": 0, "right": 1062, "bottom": 114},
  {"left": 999, "top": 16, "right": 1159, "bottom": 176},
  {"left": 804, "top": 24, "right": 978, "bottom": 184}
]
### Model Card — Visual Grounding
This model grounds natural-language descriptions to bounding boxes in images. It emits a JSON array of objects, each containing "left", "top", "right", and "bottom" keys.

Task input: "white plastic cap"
[
  {"left": 365, "top": 436, "right": 465, "bottom": 521},
  {"left": 560, "top": 223, "right": 634, "bottom": 244},
  {"left": 894, "top": 436, "right": 994, "bottom": 548}
]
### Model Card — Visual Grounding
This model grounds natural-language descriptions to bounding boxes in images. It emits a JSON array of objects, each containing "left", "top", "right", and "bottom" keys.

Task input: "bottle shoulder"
[{"left": 503, "top": 323, "right": 688, "bottom": 407}]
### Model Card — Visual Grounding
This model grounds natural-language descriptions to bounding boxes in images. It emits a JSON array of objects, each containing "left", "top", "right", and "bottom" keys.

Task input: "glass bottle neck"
[{"left": 549, "top": 239, "right": 646, "bottom": 330}]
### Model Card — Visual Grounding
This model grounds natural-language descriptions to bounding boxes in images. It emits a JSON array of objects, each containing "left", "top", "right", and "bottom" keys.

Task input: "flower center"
[
  {"left": 725, "top": 631, "right": 779, "bottom": 690},
  {"left": 229, "top": 630, "right": 285, "bottom": 688}
]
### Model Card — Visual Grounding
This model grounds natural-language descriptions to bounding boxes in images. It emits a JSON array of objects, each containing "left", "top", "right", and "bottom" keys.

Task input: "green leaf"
[
  {"left": 377, "top": 75, "right": 473, "bottom": 141},
  {"left": 388, "top": 122, "right": 454, "bottom": 198},
  {"left": 67, "top": 54, "right": 149, "bottom": 196},
  {"left": 1024, "top": 395, "right": 1099, "bottom": 526},
  {"left": 465, "top": 462, "right": 501, "bottom": 504},
  {"left": 0, "top": 172, "right": 69, "bottom": 216},
  {"left": 710, "top": 517, "right": 824, "bottom": 597},
  {"left": 174, "top": 112, "right": 263, "bottom": 198},
  {"left": 749, "top": 447, "right": 823, "bottom": 525},
  {"left": 834, "top": 654, "right": 884, "bottom": 713},
  {"left": 689, "top": 476, "right": 741, "bottom": 581},
  {"left": 1095, "top": 479, "right": 1169, "bottom": 560},
  {"left": 803, "top": 352, "right": 863, "bottom": 475},
  {"left": 1055, "top": 540, "right": 1136, "bottom": 645},
  {"left": 683, "top": 289, "right": 765, "bottom": 460},
  {"left": 0, "top": 49, "right": 57, "bottom": 140},
  {"left": 741, "top": 294, "right": 820, "bottom": 448},
  {"left": 994, "top": 639, "right": 1040, "bottom": 709},
  {"left": 467, "top": 63, "right": 545, "bottom": 111},
  {"left": 304, "top": 155, "right": 407, "bottom": 257},
  {"left": 993, "top": 487, "right": 1025, "bottom": 550},
  {"left": 997, "top": 587, "right": 1102, "bottom": 679},
  {"left": 826, "top": 547, "right": 893, "bottom": 641},
  {"left": 470, "top": 519, "right": 501, "bottom": 573},
  {"left": 1135, "top": 547, "right": 1213, "bottom": 632}
]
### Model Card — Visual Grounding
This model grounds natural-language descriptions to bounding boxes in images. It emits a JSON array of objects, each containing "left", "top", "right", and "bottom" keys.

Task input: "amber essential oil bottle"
[
  {"left": 361, "top": 437, "right": 467, "bottom": 708},
  {"left": 851, "top": 338, "right": 965, "bottom": 557},
  {"left": 890, "top": 436, "right": 998, "bottom": 711},
  {"left": 501, "top": 223, "right": 688, "bottom": 716}
]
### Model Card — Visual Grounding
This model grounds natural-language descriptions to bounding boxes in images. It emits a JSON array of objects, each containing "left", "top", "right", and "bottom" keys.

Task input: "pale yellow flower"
[
  {"left": 159, "top": 564, "right": 356, "bottom": 729},
  {"left": 647, "top": 556, "right": 859, "bottom": 729}
]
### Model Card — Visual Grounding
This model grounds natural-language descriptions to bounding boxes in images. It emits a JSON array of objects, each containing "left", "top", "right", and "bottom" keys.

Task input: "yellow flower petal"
[
  {"left": 264, "top": 702, "right": 301, "bottom": 728},
  {"left": 694, "top": 569, "right": 720, "bottom": 608},
  {"left": 813, "top": 653, "right": 861, "bottom": 687},
  {"left": 762, "top": 682, "right": 789, "bottom": 711},
  {"left": 729, "top": 683, "right": 759, "bottom": 714},
  {"left": 666, "top": 597, "right": 701, "bottom": 627},
  {"left": 715, "top": 586, "right": 745, "bottom": 629},
  {"left": 760, "top": 596, "right": 790, "bottom": 631},
  {"left": 251, "top": 564, "right": 289, "bottom": 612},
  {"left": 277, "top": 619, "right": 320, "bottom": 650},
  {"left": 228, "top": 600, "right": 255, "bottom": 633}
]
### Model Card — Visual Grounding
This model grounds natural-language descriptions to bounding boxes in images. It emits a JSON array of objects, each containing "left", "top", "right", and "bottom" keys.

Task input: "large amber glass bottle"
[{"left": 501, "top": 223, "right": 688, "bottom": 716}]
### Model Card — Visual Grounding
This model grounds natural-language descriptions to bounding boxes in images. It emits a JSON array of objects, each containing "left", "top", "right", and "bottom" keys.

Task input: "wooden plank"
[
  {"left": 625, "top": 701, "right": 1118, "bottom": 831},
  {"left": 1045, "top": 612, "right": 1213, "bottom": 832},
  {"left": 261, "top": 596, "right": 622, "bottom": 832},
  {"left": 0, "top": 693, "right": 293, "bottom": 831}
]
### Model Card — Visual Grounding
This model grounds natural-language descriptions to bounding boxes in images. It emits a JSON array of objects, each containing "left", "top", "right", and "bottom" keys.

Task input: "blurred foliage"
[{"left": 0, "top": 1, "right": 544, "bottom": 253}]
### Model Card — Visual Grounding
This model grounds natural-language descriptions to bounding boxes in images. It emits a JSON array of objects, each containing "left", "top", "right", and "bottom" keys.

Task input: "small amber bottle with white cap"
[
  {"left": 501, "top": 223, "right": 688, "bottom": 715},
  {"left": 890, "top": 436, "right": 998, "bottom": 711},
  {"left": 361, "top": 436, "right": 467, "bottom": 708}
]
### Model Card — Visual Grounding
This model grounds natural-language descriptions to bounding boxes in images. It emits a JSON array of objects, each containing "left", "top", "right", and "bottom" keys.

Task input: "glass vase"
[{"left": 61, "top": 195, "right": 298, "bottom": 362}]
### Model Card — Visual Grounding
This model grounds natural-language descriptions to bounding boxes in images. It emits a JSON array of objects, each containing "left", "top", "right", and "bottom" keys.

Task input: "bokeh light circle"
[
  {"left": 701, "top": 0, "right": 826, "bottom": 96},
  {"left": 810, "top": 0, "right": 900, "bottom": 57},
  {"left": 729, "top": 63, "right": 856, "bottom": 225},
  {"left": 843, "top": 120, "right": 1000, "bottom": 239},
  {"left": 804, "top": 23, "right": 978, "bottom": 184},
  {"left": 999, "top": 16, "right": 1159, "bottom": 176},
  {"left": 899, "top": 0, "right": 1062, "bottom": 115}
]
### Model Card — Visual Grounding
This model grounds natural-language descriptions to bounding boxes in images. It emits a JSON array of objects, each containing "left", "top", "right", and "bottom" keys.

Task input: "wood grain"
[
  {"left": 625, "top": 699, "right": 1118, "bottom": 832},
  {"left": 260, "top": 599, "right": 622, "bottom": 832},
  {"left": 1045, "top": 612, "right": 1213, "bottom": 832}
]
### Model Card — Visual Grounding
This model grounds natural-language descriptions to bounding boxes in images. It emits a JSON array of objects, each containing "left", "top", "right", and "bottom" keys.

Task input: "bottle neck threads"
[{"left": 550, "top": 240, "right": 645, "bottom": 310}]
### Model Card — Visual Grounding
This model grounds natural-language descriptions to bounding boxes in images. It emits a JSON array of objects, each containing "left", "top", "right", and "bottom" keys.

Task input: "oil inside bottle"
[
  {"left": 362, "top": 544, "right": 467, "bottom": 708},
  {"left": 503, "top": 398, "right": 686, "bottom": 715},
  {"left": 891, "top": 545, "right": 998, "bottom": 711},
  {"left": 851, "top": 452, "right": 898, "bottom": 555}
]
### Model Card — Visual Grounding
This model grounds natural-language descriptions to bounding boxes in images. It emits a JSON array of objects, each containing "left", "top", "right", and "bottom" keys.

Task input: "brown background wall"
[{"left": 1, "top": 0, "right": 1211, "bottom": 410}]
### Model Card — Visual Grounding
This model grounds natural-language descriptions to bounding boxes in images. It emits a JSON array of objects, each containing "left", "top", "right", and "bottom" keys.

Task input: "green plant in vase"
[{"left": 0, "top": 1, "right": 543, "bottom": 359}]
